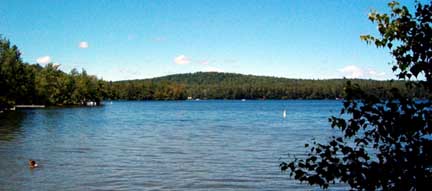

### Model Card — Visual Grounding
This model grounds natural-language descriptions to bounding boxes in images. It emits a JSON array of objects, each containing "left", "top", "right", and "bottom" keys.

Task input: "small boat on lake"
[{"left": 283, "top": 110, "right": 287, "bottom": 118}]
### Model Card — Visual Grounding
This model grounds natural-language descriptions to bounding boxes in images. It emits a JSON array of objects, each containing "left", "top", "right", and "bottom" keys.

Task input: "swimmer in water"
[{"left": 29, "top": 160, "right": 38, "bottom": 168}]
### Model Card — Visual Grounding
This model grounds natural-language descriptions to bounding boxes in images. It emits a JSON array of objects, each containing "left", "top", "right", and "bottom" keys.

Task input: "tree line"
[
  {"left": 0, "top": 37, "right": 106, "bottom": 110},
  {"left": 1, "top": 35, "right": 430, "bottom": 111},
  {"left": 109, "top": 72, "right": 430, "bottom": 100}
]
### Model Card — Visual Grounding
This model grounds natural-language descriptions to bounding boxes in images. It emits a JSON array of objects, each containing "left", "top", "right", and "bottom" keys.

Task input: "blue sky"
[{"left": 0, "top": 0, "right": 421, "bottom": 81}]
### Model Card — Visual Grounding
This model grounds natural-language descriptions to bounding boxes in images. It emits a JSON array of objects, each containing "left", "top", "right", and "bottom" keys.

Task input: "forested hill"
[
  {"left": 151, "top": 72, "right": 376, "bottom": 86},
  {"left": 108, "top": 72, "right": 427, "bottom": 100}
]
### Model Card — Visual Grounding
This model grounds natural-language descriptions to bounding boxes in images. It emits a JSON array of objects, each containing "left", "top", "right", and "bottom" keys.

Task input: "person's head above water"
[{"left": 29, "top": 160, "right": 38, "bottom": 168}]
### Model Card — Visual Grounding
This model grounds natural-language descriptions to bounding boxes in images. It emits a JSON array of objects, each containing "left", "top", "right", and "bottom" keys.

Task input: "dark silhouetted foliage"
[{"left": 281, "top": 1, "right": 432, "bottom": 190}]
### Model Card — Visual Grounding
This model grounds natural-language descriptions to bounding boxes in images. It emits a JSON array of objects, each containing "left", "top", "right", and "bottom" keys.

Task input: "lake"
[{"left": 0, "top": 100, "right": 346, "bottom": 190}]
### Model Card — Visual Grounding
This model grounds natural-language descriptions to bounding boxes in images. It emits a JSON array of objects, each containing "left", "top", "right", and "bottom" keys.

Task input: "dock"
[{"left": 15, "top": 105, "right": 46, "bottom": 108}]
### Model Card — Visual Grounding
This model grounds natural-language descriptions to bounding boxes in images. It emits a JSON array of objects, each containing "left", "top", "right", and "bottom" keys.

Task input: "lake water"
[{"left": 0, "top": 100, "right": 345, "bottom": 190}]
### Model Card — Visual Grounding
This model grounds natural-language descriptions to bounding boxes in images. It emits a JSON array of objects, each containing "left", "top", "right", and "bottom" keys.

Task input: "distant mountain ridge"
[
  {"left": 108, "top": 72, "right": 426, "bottom": 100},
  {"left": 119, "top": 72, "right": 382, "bottom": 84}
]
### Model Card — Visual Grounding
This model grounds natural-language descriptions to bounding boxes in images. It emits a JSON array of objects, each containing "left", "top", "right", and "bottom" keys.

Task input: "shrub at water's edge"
[{"left": 281, "top": 1, "right": 432, "bottom": 190}]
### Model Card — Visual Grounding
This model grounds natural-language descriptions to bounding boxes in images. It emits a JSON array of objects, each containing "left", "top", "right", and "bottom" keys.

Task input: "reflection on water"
[
  {"left": 0, "top": 100, "right": 346, "bottom": 190},
  {"left": 0, "top": 111, "right": 25, "bottom": 141}
]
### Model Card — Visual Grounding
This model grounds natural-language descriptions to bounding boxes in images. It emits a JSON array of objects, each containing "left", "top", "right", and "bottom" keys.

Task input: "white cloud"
[
  {"left": 339, "top": 65, "right": 387, "bottom": 79},
  {"left": 174, "top": 55, "right": 190, "bottom": 65},
  {"left": 338, "top": 65, "right": 364, "bottom": 78},
  {"left": 199, "top": 60, "right": 209, "bottom": 65},
  {"left": 79, "top": 41, "right": 89, "bottom": 48},
  {"left": 36, "top": 56, "right": 51, "bottom": 65},
  {"left": 203, "top": 66, "right": 223, "bottom": 72},
  {"left": 367, "top": 69, "right": 385, "bottom": 77}
]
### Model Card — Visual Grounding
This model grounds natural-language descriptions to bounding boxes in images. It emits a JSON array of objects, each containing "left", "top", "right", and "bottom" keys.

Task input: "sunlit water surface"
[{"left": 0, "top": 100, "right": 346, "bottom": 190}]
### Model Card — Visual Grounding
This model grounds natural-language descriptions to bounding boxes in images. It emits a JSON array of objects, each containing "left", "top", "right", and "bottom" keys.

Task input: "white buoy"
[{"left": 283, "top": 110, "right": 287, "bottom": 119}]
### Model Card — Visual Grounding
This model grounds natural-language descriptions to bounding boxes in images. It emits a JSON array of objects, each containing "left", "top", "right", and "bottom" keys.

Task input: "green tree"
[
  {"left": 0, "top": 36, "right": 106, "bottom": 108},
  {"left": 281, "top": 1, "right": 432, "bottom": 190},
  {"left": 34, "top": 63, "right": 69, "bottom": 105},
  {"left": 0, "top": 37, "right": 33, "bottom": 109}
]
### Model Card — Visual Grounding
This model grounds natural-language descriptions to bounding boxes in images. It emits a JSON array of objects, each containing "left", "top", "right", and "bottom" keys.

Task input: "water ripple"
[{"left": 0, "top": 100, "right": 343, "bottom": 190}]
